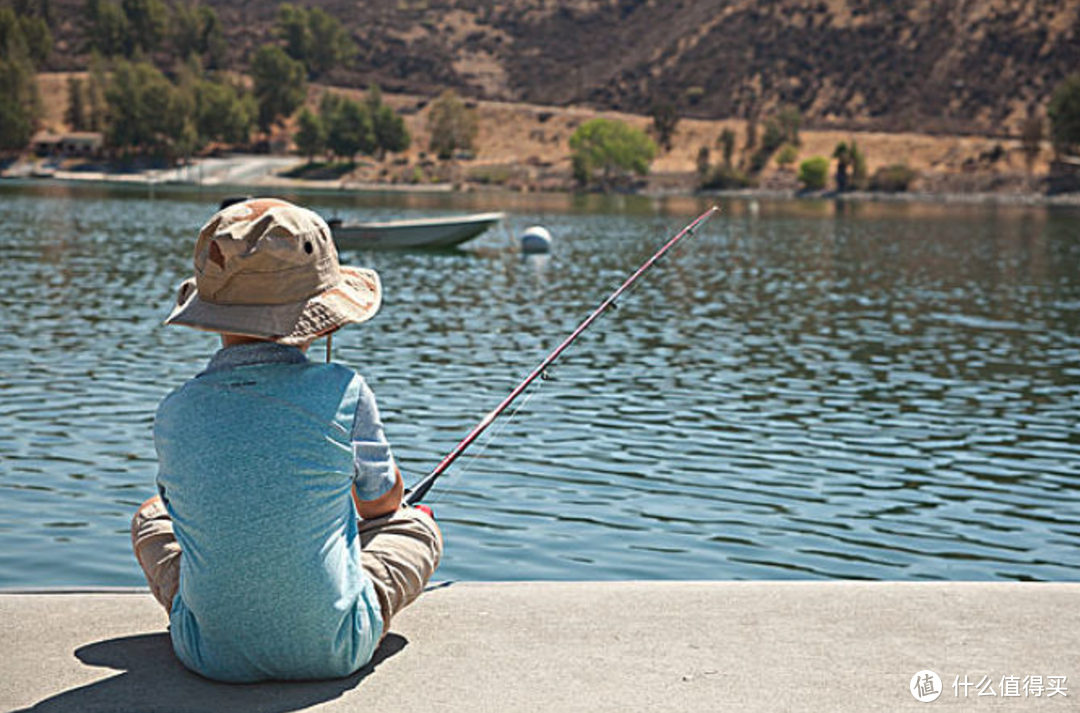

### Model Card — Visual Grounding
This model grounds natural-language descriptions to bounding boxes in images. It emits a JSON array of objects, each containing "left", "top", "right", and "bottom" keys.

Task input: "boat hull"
[{"left": 332, "top": 212, "right": 504, "bottom": 250}]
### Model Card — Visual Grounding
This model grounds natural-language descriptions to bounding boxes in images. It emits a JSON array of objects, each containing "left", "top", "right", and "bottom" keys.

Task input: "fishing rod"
[{"left": 404, "top": 206, "right": 719, "bottom": 506}]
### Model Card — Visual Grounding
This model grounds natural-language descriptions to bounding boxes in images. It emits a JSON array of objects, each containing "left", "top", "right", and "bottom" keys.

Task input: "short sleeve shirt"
[{"left": 154, "top": 342, "right": 393, "bottom": 682}]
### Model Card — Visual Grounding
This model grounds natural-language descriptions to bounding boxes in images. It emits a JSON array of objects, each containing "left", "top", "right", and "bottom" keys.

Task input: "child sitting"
[{"left": 131, "top": 198, "right": 442, "bottom": 682}]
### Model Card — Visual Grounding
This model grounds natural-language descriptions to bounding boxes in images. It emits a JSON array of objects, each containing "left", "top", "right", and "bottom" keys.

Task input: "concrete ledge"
[{"left": 1, "top": 582, "right": 1077, "bottom": 711}]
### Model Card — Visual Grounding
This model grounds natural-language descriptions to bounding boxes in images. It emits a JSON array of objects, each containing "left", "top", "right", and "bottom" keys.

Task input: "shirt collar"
[{"left": 201, "top": 342, "right": 308, "bottom": 375}]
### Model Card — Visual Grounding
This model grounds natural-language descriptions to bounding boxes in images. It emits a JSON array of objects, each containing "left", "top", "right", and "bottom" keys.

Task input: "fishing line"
[
  {"left": 405, "top": 206, "right": 719, "bottom": 506},
  {"left": 424, "top": 377, "right": 546, "bottom": 507}
]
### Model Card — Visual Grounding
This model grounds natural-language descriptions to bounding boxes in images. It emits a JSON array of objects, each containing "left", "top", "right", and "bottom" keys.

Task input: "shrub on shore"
[
  {"left": 697, "top": 134, "right": 753, "bottom": 190},
  {"left": 869, "top": 164, "right": 917, "bottom": 192},
  {"left": 776, "top": 144, "right": 798, "bottom": 171},
  {"left": 700, "top": 164, "right": 753, "bottom": 190},
  {"left": 569, "top": 118, "right": 656, "bottom": 189},
  {"left": 797, "top": 156, "right": 829, "bottom": 191}
]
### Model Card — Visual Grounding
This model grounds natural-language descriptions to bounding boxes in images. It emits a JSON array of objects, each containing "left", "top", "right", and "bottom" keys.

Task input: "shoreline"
[{"left": 4, "top": 156, "right": 1080, "bottom": 208}]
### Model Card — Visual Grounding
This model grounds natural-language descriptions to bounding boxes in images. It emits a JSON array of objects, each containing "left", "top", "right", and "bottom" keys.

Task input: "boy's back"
[
  {"left": 156, "top": 347, "right": 383, "bottom": 681},
  {"left": 130, "top": 199, "right": 442, "bottom": 683}
]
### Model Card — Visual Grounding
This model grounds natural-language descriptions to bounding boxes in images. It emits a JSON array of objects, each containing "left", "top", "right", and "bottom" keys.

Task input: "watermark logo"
[
  {"left": 909, "top": 671, "right": 1069, "bottom": 702},
  {"left": 911, "top": 670, "right": 943, "bottom": 703}
]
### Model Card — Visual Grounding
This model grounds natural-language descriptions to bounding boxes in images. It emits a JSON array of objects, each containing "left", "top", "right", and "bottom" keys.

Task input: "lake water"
[{"left": 1, "top": 182, "right": 1079, "bottom": 586}]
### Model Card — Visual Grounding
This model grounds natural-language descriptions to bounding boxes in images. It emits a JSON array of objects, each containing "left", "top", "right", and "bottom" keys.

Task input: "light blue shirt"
[{"left": 153, "top": 343, "right": 396, "bottom": 682}]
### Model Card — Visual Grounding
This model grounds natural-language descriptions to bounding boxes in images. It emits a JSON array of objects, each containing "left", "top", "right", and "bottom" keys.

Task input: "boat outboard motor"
[{"left": 218, "top": 195, "right": 252, "bottom": 211}]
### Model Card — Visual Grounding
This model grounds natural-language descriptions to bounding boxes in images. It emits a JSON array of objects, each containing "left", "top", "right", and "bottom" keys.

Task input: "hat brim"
[{"left": 164, "top": 267, "right": 381, "bottom": 345}]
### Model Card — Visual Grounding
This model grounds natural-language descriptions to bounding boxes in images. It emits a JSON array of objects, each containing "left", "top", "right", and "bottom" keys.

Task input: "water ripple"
[{"left": 1, "top": 185, "right": 1079, "bottom": 584}]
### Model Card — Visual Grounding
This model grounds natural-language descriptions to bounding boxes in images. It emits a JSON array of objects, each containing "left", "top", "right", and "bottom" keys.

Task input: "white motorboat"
[{"left": 329, "top": 212, "right": 504, "bottom": 250}]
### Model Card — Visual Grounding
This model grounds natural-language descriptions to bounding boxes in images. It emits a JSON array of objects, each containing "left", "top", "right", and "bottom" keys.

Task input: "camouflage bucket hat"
[{"left": 164, "top": 198, "right": 381, "bottom": 345}]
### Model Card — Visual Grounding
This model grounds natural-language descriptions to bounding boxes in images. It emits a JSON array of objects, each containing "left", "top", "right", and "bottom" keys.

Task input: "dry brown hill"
[{"left": 41, "top": 0, "right": 1080, "bottom": 136}]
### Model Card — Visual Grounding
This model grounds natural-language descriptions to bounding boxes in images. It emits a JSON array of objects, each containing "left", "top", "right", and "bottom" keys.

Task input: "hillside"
[{"left": 39, "top": 0, "right": 1080, "bottom": 136}]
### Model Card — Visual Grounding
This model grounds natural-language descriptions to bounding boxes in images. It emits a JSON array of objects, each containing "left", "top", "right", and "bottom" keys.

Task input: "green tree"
[
  {"left": 366, "top": 85, "right": 409, "bottom": 158},
  {"left": 66, "top": 75, "right": 86, "bottom": 130},
  {"left": 171, "top": 1, "right": 201, "bottom": 60},
  {"left": 0, "top": 8, "right": 44, "bottom": 151},
  {"left": 195, "top": 79, "right": 255, "bottom": 145},
  {"left": 717, "top": 128, "right": 736, "bottom": 167},
  {"left": 850, "top": 140, "right": 867, "bottom": 189},
  {"left": 776, "top": 105, "right": 801, "bottom": 147},
  {"left": 0, "top": 8, "right": 48, "bottom": 61},
  {"left": 22, "top": 0, "right": 54, "bottom": 27},
  {"left": 797, "top": 156, "right": 829, "bottom": 191},
  {"left": 15, "top": 13, "right": 50, "bottom": 65},
  {"left": 121, "top": 0, "right": 167, "bottom": 55},
  {"left": 364, "top": 84, "right": 382, "bottom": 114},
  {"left": 695, "top": 145, "right": 710, "bottom": 184},
  {"left": 306, "top": 6, "right": 354, "bottom": 77},
  {"left": 276, "top": 4, "right": 354, "bottom": 78},
  {"left": 87, "top": 0, "right": 127, "bottom": 57},
  {"left": 86, "top": 52, "right": 108, "bottom": 131},
  {"left": 198, "top": 5, "right": 226, "bottom": 68},
  {"left": 744, "top": 119, "right": 757, "bottom": 154},
  {"left": 747, "top": 114, "right": 788, "bottom": 174},
  {"left": 426, "top": 89, "right": 477, "bottom": 160},
  {"left": 0, "top": 8, "right": 17, "bottom": 52},
  {"left": 648, "top": 101, "right": 679, "bottom": 153},
  {"left": 833, "top": 141, "right": 851, "bottom": 191},
  {"left": 1021, "top": 113, "right": 1043, "bottom": 172},
  {"left": 250, "top": 44, "right": 306, "bottom": 131},
  {"left": 1048, "top": 73, "right": 1080, "bottom": 156},
  {"left": 105, "top": 58, "right": 190, "bottom": 156},
  {"left": 776, "top": 144, "right": 798, "bottom": 171},
  {"left": 276, "top": 4, "right": 310, "bottom": 63},
  {"left": 171, "top": 4, "right": 224, "bottom": 66},
  {"left": 174, "top": 118, "right": 199, "bottom": 162},
  {"left": 294, "top": 106, "right": 325, "bottom": 162},
  {"left": 569, "top": 117, "right": 657, "bottom": 188},
  {"left": 0, "top": 55, "right": 38, "bottom": 150},
  {"left": 325, "top": 95, "right": 373, "bottom": 163}
]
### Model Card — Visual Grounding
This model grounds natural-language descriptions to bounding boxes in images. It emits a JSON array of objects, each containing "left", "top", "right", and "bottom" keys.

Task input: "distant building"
[{"left": 31, "top": 132, "right": 104, "bottom": 158}]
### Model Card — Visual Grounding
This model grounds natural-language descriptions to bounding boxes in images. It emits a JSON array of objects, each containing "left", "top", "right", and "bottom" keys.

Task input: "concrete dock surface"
[{"left": 1, "top": 581, "right": 1077, "bottom": 712}]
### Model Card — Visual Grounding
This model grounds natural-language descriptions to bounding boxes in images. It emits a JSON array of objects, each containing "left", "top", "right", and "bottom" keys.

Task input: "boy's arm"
[
  {"left": 351, "top": 375, "right": 402, "bottom": 518},
  {"left": 353, "top": 463, "right": 403, "bottom": 519}
]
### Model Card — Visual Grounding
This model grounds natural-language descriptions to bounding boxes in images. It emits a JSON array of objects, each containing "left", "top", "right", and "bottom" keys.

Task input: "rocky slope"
[{"left": 40, "top": 0, "right": 1080, "bottom": 135}]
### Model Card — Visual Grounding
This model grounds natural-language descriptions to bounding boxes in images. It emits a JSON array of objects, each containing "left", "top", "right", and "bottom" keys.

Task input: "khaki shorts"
[{"left": 131, "top": 496, "right": 443, "bottom": 630}]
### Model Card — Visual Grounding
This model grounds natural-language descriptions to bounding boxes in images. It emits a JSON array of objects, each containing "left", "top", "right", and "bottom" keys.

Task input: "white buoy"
[{"left": 520, "top": 225, "right": 552, "bottom": 254}]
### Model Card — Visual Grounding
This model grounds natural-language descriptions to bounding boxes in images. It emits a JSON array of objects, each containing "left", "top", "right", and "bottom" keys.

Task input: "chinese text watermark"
[{"left": 910, "top": 671, "right": 1068, "bottom": 702}]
